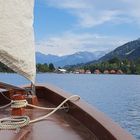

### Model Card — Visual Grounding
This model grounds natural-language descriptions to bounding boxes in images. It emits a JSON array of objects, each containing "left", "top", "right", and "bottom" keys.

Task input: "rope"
[
  {"left": 0, "top": 95, "right": 80, "bottom": 130},
  {"left": 11, "top": 100, "right": 68, "bottom": 110},
  {"left": 27, "top": 103, "right": 67, "bottom": 110},
  {"left": 11, "top": 100, "right": 28, "bottom": 108},
  {"left": 0, "top": 116, "right": 30, "bottom": 130},
  {"left": 30, "top": 95, "right": 80, "bottom": 123}
]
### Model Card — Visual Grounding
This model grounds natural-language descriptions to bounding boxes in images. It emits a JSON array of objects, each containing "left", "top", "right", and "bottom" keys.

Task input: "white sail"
[{"left": 0, "top": 0, "right": 36, "bottom": 83}]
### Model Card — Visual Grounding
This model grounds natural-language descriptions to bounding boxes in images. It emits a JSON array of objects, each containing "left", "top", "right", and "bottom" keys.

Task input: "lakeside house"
[
  {"left": 74, "top": 69, "right": 91, "bottom": 74},
  {"left": 110, "top": 70, "right": 116, "bottom": 74},
  {"left": 74, "top": 71, "right": 80, "bottom": 74},
  {"left": 74, "top": 69, "right": 85, "bottom": 74},
  {"left": 56, "top": 68, "right": 67, "bottom": 74},
  {"left": 73, "top": 69, "right": 124, "bottom": 75},
  {"left": 103, "top": 70, "right": 109, "bottom": 74},
  {"left": 85, "top": 70, "right": 91, "bottom": 74},
  {"left": 117, "top": 70, "right": 123, "bottom": 74},
  {"left": 94, "top": 69, "right": 101, "bottom": 74},
  {"left": 79, "top": 69, "right": 85, "bottom": 74}
]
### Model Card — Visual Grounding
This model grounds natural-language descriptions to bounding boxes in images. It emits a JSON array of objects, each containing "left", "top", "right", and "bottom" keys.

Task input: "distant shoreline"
[{"left": 0, "top": 72, "right": 139, "bottom": 75}]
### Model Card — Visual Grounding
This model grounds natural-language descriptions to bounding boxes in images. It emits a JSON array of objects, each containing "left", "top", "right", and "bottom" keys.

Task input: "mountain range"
[
  {"left": 84, "top": 38, "right": 140, "bottom": 66},
  {"left": 99, "top": 38, "right": 140, "bottom": 62},
  {"left": 36, "top": 51, "right": 106, "bottom": 67},
  {"left": 36, "top": 38, "right": 140, "bottom": 67}
]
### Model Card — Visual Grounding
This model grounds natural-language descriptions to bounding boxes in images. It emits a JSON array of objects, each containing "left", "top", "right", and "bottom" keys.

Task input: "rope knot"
[{"left": 11, "top": 100, "right": 28, "bottom": 108}]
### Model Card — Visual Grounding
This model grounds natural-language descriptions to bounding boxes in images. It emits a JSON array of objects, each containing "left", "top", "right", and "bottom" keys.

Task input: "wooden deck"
[
  {"left": 0, "top": 99, "right": 98, "bottom": 140},
  {"left": 0, "top": 83, "right": 135, "bottom": 140}
]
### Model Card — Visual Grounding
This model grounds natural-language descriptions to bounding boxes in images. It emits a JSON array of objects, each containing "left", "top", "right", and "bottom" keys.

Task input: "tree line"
[
  {"left": 0, "top": 62, "right": 55, "bottom": 73},
  {"left": 36, "top": 63, "right": 55, "bottom": 72},
  {"left": 0, "top": 58, "right": 140, "bottom": 74},
  {"left": 74, "top": 57, "right": 140, "bottom": 74}
]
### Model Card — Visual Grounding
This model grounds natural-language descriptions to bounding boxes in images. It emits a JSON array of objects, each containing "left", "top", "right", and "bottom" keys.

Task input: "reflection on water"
[{"left": 0, "top": 73, "right": 140, "bottom": 139}]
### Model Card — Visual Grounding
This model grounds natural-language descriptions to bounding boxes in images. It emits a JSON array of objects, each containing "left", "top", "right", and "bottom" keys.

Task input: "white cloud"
[
  {"left": 36, "top": 32, "right": 130, "bottom": 56},
  {"left": 45, "top": 0, "right": 92, "bottom": 9},
  {"left": 36, "top": 0, "right": 139, "bottom": 55},
  {"left": 75, "top": 10, "right": 120, "bottom": 27},
  {"left": 44, "top": 0, "right": 140, "bottom": 28}
]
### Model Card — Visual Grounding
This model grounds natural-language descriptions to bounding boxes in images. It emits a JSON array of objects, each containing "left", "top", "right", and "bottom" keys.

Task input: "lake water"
[{"left": 0, "top": 73, "right": 140, "bottom": 139}]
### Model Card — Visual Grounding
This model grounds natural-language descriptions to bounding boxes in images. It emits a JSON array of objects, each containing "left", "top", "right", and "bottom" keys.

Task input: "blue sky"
[{"left": 34, "top": 0, "right": 140, "bottom": 56}]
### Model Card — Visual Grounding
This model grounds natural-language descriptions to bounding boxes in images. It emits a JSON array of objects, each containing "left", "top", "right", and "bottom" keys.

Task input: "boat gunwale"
[
  {"left": 35, "top": 83, "right": 135, "bottom": 140},
  {"left": 0, "top": 83, "right": 135, "bottom": 140}
]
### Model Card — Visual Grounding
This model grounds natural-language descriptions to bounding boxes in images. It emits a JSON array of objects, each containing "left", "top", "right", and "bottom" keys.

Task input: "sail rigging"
[{"left": 0, "top": 0, "right": 36, "bottom": 83}]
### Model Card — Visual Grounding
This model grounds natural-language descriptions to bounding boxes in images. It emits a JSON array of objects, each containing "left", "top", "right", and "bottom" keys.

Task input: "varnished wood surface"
[
  {"left": 0, "top": 99, "right": 98, "bottom": 140},
  {"left": 0, "top": 84, "right": 135, "bottom": 140},
  {"left": 35, "top": 84, "right": 135, "bottom": 140}
]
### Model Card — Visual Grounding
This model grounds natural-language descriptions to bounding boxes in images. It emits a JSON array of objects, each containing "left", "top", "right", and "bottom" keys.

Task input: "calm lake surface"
[{"left": 0, "top": 73, "right": 140, "bottom": 139}]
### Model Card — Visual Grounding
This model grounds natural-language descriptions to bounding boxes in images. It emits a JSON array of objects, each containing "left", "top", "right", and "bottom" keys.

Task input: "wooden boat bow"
[{"left": 0, "top": 83, "right": 136, "bottom": 140}]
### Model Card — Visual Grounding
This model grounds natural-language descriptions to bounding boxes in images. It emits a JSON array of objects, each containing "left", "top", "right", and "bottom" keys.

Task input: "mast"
[{"left": 0, "top": 0, "right": 36, "bottom": 91}]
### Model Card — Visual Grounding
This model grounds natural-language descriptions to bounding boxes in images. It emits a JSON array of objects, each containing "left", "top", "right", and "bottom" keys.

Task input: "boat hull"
[{"left": 0, "top": 83, "right": 135, "bottom": 140}]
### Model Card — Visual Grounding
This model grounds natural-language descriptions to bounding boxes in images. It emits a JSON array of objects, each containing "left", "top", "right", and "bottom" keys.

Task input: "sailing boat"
[{"left": 0, "top": 0, "right": 135, "bottom": 140}]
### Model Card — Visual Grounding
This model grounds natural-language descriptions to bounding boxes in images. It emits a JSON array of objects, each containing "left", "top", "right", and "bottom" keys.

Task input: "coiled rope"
[
  {"left": 0, "top": 116, "right": 30, "bottom": 130},
  {"left": 11, "top": 100, "right": 28, "bottom": 108},
  {"left": 0, "top": 94, "right": 80, "bottom": 130}
]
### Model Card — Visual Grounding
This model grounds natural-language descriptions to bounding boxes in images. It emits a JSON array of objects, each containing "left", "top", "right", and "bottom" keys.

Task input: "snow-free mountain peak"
[{"left": 36, "top": 51, "right": 106, "bottom": 67}]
